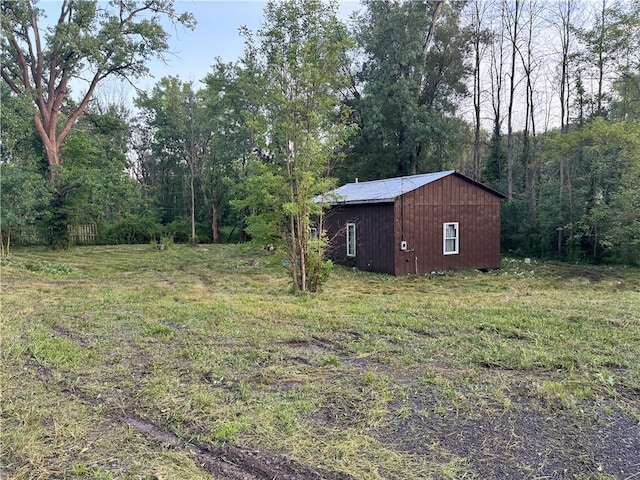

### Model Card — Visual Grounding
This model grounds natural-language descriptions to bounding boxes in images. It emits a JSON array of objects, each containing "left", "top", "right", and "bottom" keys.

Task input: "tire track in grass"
[{"left": 26, "top": 355, "right": 354, "bottom": 480}]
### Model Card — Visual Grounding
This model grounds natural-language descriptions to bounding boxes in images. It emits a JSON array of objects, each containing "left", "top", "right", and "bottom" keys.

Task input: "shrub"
[
  {"left": 98, "top": 216, "right": 162, "bottom": 245},
  {"left": 165, "top": 218, "right": 191, "bottom": 243}
]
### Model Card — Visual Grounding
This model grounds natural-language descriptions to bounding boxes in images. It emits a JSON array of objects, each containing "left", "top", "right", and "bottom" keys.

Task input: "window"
[
  {"left": 309, "top": 227, "right": 318, "bottom": 240},
  {"left": 346, "top": 223, "right": 356, "bottom": 257},
  {"left": 443, "top": 222, "right": 459, "bottom": 255}
]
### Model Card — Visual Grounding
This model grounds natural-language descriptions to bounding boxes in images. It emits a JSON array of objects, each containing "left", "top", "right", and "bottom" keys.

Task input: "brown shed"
[{"left": 316, "top": 170, "right": 506, "bottom": 275}]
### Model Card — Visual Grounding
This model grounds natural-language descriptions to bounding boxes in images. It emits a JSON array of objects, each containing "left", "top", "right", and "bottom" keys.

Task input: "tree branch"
[
  {"left": 6, "top": 33, "right": 31, "bottom": 93},
  {"left": 0, "top": 67, "right": 24, "bottom": 94},
  {"left": 29, "top": 0, "right": 45, "bottom": 96},
  {"left": 56, "top": 72, "right": 102, "bottom": 146},
  {"left": 419, "top": 0, "right": 443, "bottom": 98}
]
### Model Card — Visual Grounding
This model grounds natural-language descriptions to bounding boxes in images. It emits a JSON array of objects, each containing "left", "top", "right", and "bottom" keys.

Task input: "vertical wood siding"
[
  {"left": 323, "top": 173, "right": 503, "bottom": 275},
  {"left": 394, "top": 175, "right": 502, "bottom": 275},
  {"left": 322, "top": 203, "right": 395, "bottom": 274}
]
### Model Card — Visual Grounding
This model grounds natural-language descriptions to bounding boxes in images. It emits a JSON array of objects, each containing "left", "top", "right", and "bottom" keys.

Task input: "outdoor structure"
[{"left": 316, "top": 170, "right": 506, "bottom": 275}]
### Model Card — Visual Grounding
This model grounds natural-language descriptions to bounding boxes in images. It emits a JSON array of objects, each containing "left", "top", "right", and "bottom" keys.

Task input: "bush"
[
  {"left": 165, "top": 218, "right": 191, "bottom": 243},
  {"left": 163, "top": 218, "right": 210, "bottom": 244},
  {"left": 218, "top": 225, "right": 242, "bottom": 244},
  {"left": 98, "top": 216, "right": 162, "bottom": 245}
]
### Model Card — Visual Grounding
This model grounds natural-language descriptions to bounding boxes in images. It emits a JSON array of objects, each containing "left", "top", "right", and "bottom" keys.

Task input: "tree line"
[{"left": 2, "top": 0, "right": 639, "bottom": 283}]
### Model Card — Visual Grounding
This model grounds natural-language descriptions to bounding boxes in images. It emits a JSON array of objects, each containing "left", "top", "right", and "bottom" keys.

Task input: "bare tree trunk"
[
  {"left": 558, "top": 0, "right": 573, "bottom": 256},
  {"left": 517, "top": 1, "right": 540, "bottom": 220},
  {"left": 596, "top": 0, "right": 607, "bottom": 116},
  {"left": 471, "top": 0, "right": 486, "bottom": 181},
  {"left": 506, "top": 0, "right": 521, "bottom": 201},
  {"left": 419, "top": 1, "right": 444, "bottom": 98},
  {"left": 487, "top": 2, "right": 506, "bottom": 183},
  {"left": 188, "top": 162, "right": 196, "bottom": 242},
  {"left": 211, "top": 202, "right": 219, "bottom": 244}
]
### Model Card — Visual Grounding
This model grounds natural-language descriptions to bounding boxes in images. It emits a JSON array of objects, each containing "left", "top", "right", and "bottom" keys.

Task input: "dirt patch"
[
  {"left": 53, "top": 325, "right": 92, "bottom": 347},
  {"left": 560, "top": 266, "right": 615, "bottom": 283},
  {"left": 376, "top": 386, "right": 640, "bottom": 479}
]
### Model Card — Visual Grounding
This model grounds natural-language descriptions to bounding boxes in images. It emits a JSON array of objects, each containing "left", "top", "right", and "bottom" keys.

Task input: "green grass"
[{"left": 1, "top": 244, "right": 639, "bottom": 479}]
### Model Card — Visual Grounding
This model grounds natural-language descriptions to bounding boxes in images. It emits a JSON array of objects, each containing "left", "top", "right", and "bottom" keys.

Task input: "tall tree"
[
  {"left": 1, "top": 0, "right": 194, "bottom": 244},
  {"left": 136, "top": 77, "right": 211, "bottom": 242},
  {"left": 553, "top": 0, "right": 578, "bottom": 255},
  {"left": 347, "top": 0, "right": 471, "bottom": 180},
  {"left": 518, "top": 0, "right": 543, "bottom": 219},
  {"left": 469, "top": 0, "right": 492, "bottom": 181},
  {"left": 239, "top": 0, "right": 355, "bottom": 292},
  {"left": 576, "top": 0, "right": 629, "bottom": 118},
  {"left": 1, "top": 0, "right": 194, "bottom": 179},
  {"left": 0, "top": 84, "right": 50, "bottom": 256},
  {"left": 59, "top": 103, "right": 142, "bottom": 228},
  {"left": 505, "top": 0, "right": 522, "bottom": 200},
  {"left": 201, "top": 60, "right": 256, "bottom": 243},
  {"left": 485, "top": 1, "right": 507, "bottom": 185}
]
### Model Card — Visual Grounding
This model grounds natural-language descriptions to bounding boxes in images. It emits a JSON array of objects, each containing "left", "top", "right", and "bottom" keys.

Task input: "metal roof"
[{"left": 315, "top": 170, "right": 456, "bottom": 205}]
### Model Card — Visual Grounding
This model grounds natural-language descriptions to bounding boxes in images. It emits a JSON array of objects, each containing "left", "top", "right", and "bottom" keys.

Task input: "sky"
[{"left": 38, "top": 0, "right": 363, "bottom": 103}]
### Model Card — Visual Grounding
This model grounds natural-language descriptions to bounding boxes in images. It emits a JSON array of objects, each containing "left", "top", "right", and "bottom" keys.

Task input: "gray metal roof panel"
[{"left": 316, "top": 170, "right": 455, "bottom": 205}]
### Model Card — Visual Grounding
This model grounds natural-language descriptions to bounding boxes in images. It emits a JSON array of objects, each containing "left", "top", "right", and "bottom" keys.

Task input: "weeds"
[{"left": 1, "top": 245, "right": 638, "bottom": 479}]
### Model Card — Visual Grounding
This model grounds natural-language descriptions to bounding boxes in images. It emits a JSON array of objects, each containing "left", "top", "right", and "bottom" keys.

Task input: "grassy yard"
[{"left": 1, "top": 244, "right": 639, "bottom": 479}]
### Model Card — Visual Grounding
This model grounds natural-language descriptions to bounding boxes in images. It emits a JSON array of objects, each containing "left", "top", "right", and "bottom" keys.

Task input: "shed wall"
[
  {"left": 394, "top": 174, "right": 502, "bottom": 275},
  {"left": 322, "top": 203, "right": 395, "bottom": 274}
]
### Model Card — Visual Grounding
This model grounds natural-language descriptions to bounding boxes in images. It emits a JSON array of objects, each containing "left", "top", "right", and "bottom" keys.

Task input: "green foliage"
[
  {"left": 0, "top": 85, "right": 36, "bottom": 159},
  {"left": 305, "top": 232, "right": 334, "bottom": 293},
  {"left": 499, "top": 118, "right": 640, "bottom": 264},
  {"left": 60, "top": 106, "right": 145, "bottom": 226},
  {"left": 0, "top": 162, "right": 52, "bottom": 256},
  {"left": 135, "top": 77, "right": 214, "bottom": 243},
  {"left": 164, "top": 218, "right": 192, "bottom": 244},
  {"left": 1, "top": 0, "right": 194, "bottom": 250},
  {"left": 231, "top": 161, "right": 286, "bottom": 246},
  {"left": 341, "top": 0, "right": 471, "bottom": 181},
  {"left": 98, "top": 216, "right": 162, "bottom": 245},
  {"left": 574, "top": 1, "right": 639, "bottom": 118},
  {"left": 237, "top": 0, "right": 355, "bottom": 292},
  {"left": 23, "top": 261, "right": 72, "bottom": 275},
  {"left": 611, "top": 73, "right": 640, "bottom": 122}
]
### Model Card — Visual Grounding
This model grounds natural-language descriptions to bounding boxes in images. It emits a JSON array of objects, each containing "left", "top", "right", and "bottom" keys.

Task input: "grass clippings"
[{"left": 1, "top": 245, "right": 639, "bottom": 479}]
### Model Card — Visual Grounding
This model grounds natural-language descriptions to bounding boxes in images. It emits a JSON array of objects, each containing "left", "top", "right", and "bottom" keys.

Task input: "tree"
[
  {"left": 239, "top": 0, "right": 355, "bottom": 293},
  {"left": 129, "top": 115, "right": 187, "bottom": 226},
  {"left": 518, "top": 0, "right": 544, "bottom": 220},
  {"left": 201, "top": 60, "right": 257, "bottom": 244},
  {"left": 136, "top": 77, "right": 211, "bottom": 242},
  {"left": 1, "top": 0, "right": 194, "bottom": 178},
  {"left": 576, "top": 119, "right": 640, "bottom": 262},
  {"left": 0, "top": 162, "right": 51, "bottom": 257},
  {"left": 537, "top": 118, "right": 640, "bottom": 262},
  {"left": 59, "top": 103, "right": 143, "bottom": 228},
  {"left": 608, "top": 1, "right": 640, "bottom": 121},
  {"left": 505, "top": 0, "right": 523, "bottom": 200},
  {"left": 551, "top": 0, "right": 580, "bottom": 255},
  {"left": 0, "top": 84, "right": 50, "bottom": 256},
  {"left": 575, "top": 0, "right": 636, "bottom": 118},
  {"left": 1, "top": 0, "right": 194, "bottom": 244},
  {"left": 469, "top": 0, "right": 492, "bottom": 180},
  {"left": 345, "top": 0, "right": 471, "bottom": 181},
  {"left": 484, "top": 1, "right": 507, "bottom": 185}
]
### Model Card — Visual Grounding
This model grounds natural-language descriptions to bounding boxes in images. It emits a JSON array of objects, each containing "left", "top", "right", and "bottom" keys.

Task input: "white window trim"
[
  {"left": 346, "top": 223, "right": 356, "bottom": 257},
  {"left": 443, "top": 222, "right": 459, "bottom": 255},
  {"left": 309, "top": 227, "right": 318, "bottom": 240}
]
